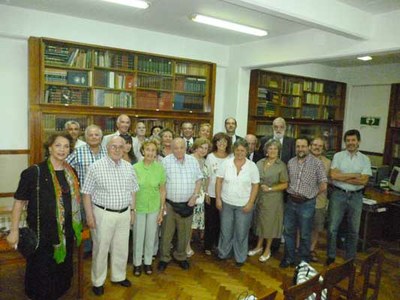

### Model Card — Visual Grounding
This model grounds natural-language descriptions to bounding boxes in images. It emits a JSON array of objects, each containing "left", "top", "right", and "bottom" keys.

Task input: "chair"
[
  {"left": 356, "top": 248, "right": 384, "bottom": 300},
  {"left": 283, "top": 273, "right": 323, "bottom": 300},
  {"left": 323, "top": 258, "right": 356, "bottom": 299}
]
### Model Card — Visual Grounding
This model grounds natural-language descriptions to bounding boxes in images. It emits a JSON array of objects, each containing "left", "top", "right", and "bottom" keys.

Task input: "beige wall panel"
[{"left": 0, "top": 154, "right": 28, "bottom": 193}]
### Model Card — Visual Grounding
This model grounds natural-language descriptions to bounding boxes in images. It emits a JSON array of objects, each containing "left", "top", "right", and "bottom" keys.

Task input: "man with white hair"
[
  {"left": 102, "top": 114, "right": 132, "bottom": 146},
  {"left": 132, "top": 121, "right": 147, "bottom": 160}
]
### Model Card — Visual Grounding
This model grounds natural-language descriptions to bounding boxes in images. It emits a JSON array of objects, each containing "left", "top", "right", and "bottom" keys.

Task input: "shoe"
[
  {"left": 178, "top": 260, "right": 190, "bottom": 270},
  {"left": 279, "top": 260, "right": 295, "bottom": 268},
  {"left": 186, "top": 249, "right": 194, "bottom": 257},
  {"left": 205, "top": 249, "right": 212, "bottom": 256},
  {"left": 92, "top": 285, "right": 104, "bottom": 296},
  {"left": 310, "top": 251, "right": 319, "bottom": 262},
  {"left": 158, "top": 261, "right": 168, "bottom": 272},
  {"left": 259, "top": 253, "right": 271, "bottom": 263},
  {"left": 112, "top": 279, "right": 131, "bottom": 287},
  {"left": 235, "top": 262, "right": 244, "bottom": 267},
  {"left": 144, "top": 264, "right": 153, "bottom": 275},
  {"left": 326, "top": 257, "right": 335, "bottom": 266},
  {"left": 248, "top": 248, "right": 263, "bottom": 256},
  {"left": 133, "top": 266, "right": 142, "bottom": 277}
]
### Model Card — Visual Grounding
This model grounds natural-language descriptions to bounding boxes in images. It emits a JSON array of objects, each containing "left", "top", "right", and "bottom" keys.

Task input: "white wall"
[{"left": 0, "top": 5, "right": 230, "bottom": 149}]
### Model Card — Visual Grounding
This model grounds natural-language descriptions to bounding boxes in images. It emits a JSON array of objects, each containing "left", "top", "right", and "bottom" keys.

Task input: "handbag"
[
  {"left": 166, "top": 199, "right": 194, "bottom": 218},
  {"left": 18, "top": 165, "right": 40, "bottom": 258},
  {"left": 195, "top": 190, "right": 205, "bottom": 205}
]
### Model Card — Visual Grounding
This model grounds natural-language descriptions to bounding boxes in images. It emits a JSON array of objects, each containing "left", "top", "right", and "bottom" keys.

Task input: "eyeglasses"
[{"left": 110, "top": 145, "right": 124, "bottom": 151}]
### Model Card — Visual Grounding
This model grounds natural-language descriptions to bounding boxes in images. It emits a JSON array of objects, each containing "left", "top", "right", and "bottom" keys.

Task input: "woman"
[
  {"left": 159, "top": 128, "right": 175, "bottom": 158},
  {"left": 248, "top": 139, "right": 288, "bottom": 262},
  {"left": 132, "top": 140, "right": 166, "bottom": 276},
  {"left": 187, "top": 138, "right": 210, "bottom": 256},
  {"left": 150, "top": 125, "right": 163, "bottom": 138},
  {"left": 204, "top": 132, "right": 231, "bottom": 255},
  {"left": 7, "top": 133, "right": 82, "bottom": 300},
  {"left": 121, "top": 134, "right": 137, "bottom": 164},
  {"left": 216, "top": 139, "right": 259, "bottom": 266},
  {"left": 198, "top": 123, "right": 212, "bottom": 140}
]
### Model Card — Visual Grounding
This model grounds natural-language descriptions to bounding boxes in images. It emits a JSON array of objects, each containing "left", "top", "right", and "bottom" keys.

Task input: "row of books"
[
  {"left": 93, "top": 90, "right": 133, "bottom": 108},
  {"left": 304, "top": 93, "right": 340, "bottom": 106},
  {"left": 282, "top": 79, "right": 302, "bottom": 96},
  {"left": 281, "top": 107, "right": 300, "bottom": 119},
  {"left": 256, "top": 101, "right": 276, "bottom": 117},
  {"left": 137, "top": 75, "right": 173, "bottom": 90},
  {"left": 94, "top": 117, "right": 117, "bottom": 133},
  {"left": 175, "top": 77, "right": 207, "bottom": 93},
  {"left": 45, "top": 45, "right": 91, "bottom": 68},
  {"left": 94, "top": 51, "right": 135, "bottom": 70},
  {"left": 44, "top": 86, "right": 90, "bottom": 105},
  {"left": 175, "top": 63, "right": 208, "bottom": 77},
  {"left": 136, "top": 91, "right": 173, "bottom": 110},
  {"left": 301, "top": 106, "right": 319, "bottom": 119},
  {"left": 303, "top": 81, "right": 324, "bottom": 93},
  {"left": 138, "top": 56, "right": 172, "bottom": 75},
  {"left": 43, "top": 115, "right": 88, "bottom": 131},
  {"left": 93, "top": 70, "right": 134, "bottom": 90},
  {"left": 321, "top": 107, "right": 336, "bottom": 120},
  {"left": 174, "top": 94, "right": 204, "bottom": 111},
  {"left": 45, "top": 69, "right": 91, "bottom": 86},
  {"left": 281, "top": 96, "right": 301, "bottom": 107},
  {"left": 258, "top": 74, "right": 280, "bottom": 88}
]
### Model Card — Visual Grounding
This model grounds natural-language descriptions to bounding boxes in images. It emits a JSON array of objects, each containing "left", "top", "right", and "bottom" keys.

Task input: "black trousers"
[{"left": 204, "top": 197, "right": 220, "bottom": 251}]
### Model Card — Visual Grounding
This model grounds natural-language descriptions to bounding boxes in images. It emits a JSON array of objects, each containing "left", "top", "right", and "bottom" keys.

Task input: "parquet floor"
[{"left": 1, "top": 235, "right": 399, "bottom": 299}]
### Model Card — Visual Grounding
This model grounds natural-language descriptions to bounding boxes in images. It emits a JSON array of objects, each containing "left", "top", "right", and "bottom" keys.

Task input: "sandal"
[
  {"left": 310, "top": 251, "right": 319, "bottom": 262},
  {"left": 133, "top": 265, "right": 142, "bottom": 276}
]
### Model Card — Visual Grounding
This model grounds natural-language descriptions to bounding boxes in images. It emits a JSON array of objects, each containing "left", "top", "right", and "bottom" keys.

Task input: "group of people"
[{"left": 6, "top": 114, "right": 371, "bottom": 299}]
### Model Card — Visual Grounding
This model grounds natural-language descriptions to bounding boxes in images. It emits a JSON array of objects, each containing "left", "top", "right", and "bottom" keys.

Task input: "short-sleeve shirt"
[
  {"left": 316, "top": 155, "right": 331, "bottom": 209},
  {"left": 162, "top": 154, "right": 203, "bottom": 203},
  {"left": 205, "top": 153, "right": 231, "bottom": 198},
  {"left": 81, "top": 156, "right": 139, "bottom": 210},
  {"left": 217, "top": 157, "right": 260, "bottom": 207},
  {"left": 133, "top": 160, "right": 166, "bottom": 213},
  {"left": 331, "top": 150, "right": 372, "bottom": 191}
]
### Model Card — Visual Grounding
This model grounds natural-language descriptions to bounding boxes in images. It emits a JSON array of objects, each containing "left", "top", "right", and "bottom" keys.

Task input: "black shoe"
[
  {"left": 92, "top": 285, "right": 104, "bottom": 296},
  {"left": 178, "top": 260, "right": 190, "bottom": 270},
  {"left": 133, "top": 266, "right": 142, "bottom": 277},
  {"left": 144, "top": 264, "right": 153, "bottom": 275},
  {"left": 326, "top": 257, "right": 335, "bottom": 266},
  {"left": 158, "top": 261, "right": 168, "bottom": 272},
  {"left": 235, "top": 262, "right": 244, "bottom": 267},
  {"left": 111, "top": 279, "right": 131, "bottom": 287},
  {"left": 279, "top": 260, "right": 295, "bottom": 269}
]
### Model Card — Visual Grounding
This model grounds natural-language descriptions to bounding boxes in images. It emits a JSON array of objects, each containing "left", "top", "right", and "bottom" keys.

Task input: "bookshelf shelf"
[
  {"left": 29, "top": 37, "right": 215, "bottom": 163},
  {"left": 248, "top": 70, "right": 346, "bottom": 153}
]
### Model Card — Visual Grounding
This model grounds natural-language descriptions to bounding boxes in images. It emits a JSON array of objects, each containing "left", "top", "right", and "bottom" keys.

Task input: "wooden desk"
[{"left": 360, "top": 187, "right": 400, "bottom": 251}]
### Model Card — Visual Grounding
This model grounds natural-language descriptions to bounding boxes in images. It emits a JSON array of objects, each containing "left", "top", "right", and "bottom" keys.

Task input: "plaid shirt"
[
  {"left": 81, "top": 156, "right": 139, "bottom": 210},
  {"left": 162, "top": 154, "right": 203, "bottom": 203},
  {"left": 287, "top": 154, "right": 327, "bottom": 199},
  {"left": 66, "top": 144, "right": 107, "bottom": 186}
]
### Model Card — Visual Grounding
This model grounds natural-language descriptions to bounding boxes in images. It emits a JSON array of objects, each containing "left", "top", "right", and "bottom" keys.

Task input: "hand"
[
  {"left": 7, "top": 230, "right": 19, "bottom": 249},
  {"left": 205, "top": 194, "right": 211, "bottom": 205},
  {"left": 130, "top": 211, "right": 135, "bottom": 225},
  {"left": 86, "top": 214, "right": 96, "bottom": 229},
  {"left": 188, "top": 195, "right": 197, "bottom": 207},
  {"left": 157, "top": 212, "right": 163, "bottom": 225},
  {"left": 242, "top": 202, "right": 254, "bottom": 213},
  {"left": 216, "top": 198, "right": 222, "bottom": 211},
  {"left": 261, "top": 185, "right": 269, "bottom": 192}
]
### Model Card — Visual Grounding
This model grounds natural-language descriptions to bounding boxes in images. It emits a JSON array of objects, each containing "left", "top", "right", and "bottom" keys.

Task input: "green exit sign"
[{"left": 360, "top": 116, "right": 380, "bottom": 126}]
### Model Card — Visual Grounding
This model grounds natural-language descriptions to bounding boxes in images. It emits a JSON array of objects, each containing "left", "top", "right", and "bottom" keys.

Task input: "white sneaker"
[
  {"left": 248, "top": 248, "right": 263, "bottom": 256},
  {"left": 259, "top": 253, "right": 271, "bottom": 263}
]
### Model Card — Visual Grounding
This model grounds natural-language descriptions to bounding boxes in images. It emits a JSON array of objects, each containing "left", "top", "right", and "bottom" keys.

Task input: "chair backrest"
[
  {"left": 359, "top": 248, "right": 384, "bottom": 300},
  {"left": 283, "top": 273, "right": 323, "bottom": 300},
  {"left": 324, "top": 258, "right": 356, "bottom": 299}
]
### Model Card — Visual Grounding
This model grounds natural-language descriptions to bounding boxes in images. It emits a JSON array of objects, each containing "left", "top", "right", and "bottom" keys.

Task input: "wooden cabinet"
[
  {"left": 383, "top": 84, "right": 400, "bottom": 168},
  {"left": 29, "top": 37, "right": 216, "bottom": 163},
  {"left": 248, "top": 70, "right": 346, "bottom": 155}
]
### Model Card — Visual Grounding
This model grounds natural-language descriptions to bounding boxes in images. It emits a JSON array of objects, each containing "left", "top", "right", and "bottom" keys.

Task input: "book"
[{"left": 67, "top": 71, "right": 89, "bottom": 86}]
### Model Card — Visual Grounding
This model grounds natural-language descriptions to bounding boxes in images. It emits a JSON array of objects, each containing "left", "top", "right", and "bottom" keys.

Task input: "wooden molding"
[
  {"left": 360, "top": 150, "right": 383, "bottom": 157},
  {"left": 0, "top": 150, "right": 29, "bottom": 155},
  {"left": 0, "top": 193, "right": 14, "bottom": 198}
]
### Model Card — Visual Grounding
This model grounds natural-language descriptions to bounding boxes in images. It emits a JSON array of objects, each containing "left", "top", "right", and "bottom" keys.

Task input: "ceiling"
[
  {"left": 320, "top": 52, "right": 400, "bottom": 68},
  {"left": 1, "top": 0, "right": 400, "bottom": 67}
]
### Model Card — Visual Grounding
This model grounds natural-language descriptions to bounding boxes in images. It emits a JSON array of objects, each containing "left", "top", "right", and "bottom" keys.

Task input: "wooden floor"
[{"left": 1, "top": 236, "right": 399, "bottom": 300}]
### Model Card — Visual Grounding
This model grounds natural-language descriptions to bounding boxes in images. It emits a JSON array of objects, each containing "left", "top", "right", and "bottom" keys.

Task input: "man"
[
  {"left": 82, "top": 136, "right": 139, "bottom": 296},
  {"left": 327, "top": 129, "right": 371, "bottom": 265},
  {"left": 309, "top": 137, "right": 331, "bottom": 262},
  {"left": 258, "top": 117, "right": 295, "bottom": 164},
  {"left": 66, "top": 125, "right": 108, "bottom": 256},
  {"left": 65, "top": 120, "right": 86, "bottom": 148},
  {"left": 158, "top": 138, "right": 203, "bottom": 272},
  {"left": 280, "top": 137, "right": 327, "bottom": 268},
  {"left": 181, "top": 121, "right": 195, "bottom": 153},
  {"left": 132, "top": 121, "right": 147, "bottom": 160},
  {"left": 224, "top": 117, "right": 242, "bottom": 144},
  {"left": 245, "top": 134, "right": 263, "bottom": 163},
  {"left": 102, "top": 114, "right": 132, "bottom": 146}
]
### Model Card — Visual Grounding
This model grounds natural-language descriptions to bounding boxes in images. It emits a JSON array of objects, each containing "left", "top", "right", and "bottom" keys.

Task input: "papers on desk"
[{"left": 363, "top": 198, "right": 377, "bottom": 205}]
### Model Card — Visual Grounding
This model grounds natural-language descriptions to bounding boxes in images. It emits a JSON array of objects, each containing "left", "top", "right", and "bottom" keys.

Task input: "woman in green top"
[{"left": 132, "top": 140, "right": 166, "bottom": 276}]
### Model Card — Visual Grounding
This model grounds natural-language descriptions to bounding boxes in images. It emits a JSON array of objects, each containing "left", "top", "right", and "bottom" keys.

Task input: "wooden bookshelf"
[
  {"left": 383, "top": 84, "right": 400, "bottom": 168},
  {"left": 248, "top": 70, "right": 346, "bottom": 155},
  {"left": 29, "top": 37, "right": 216, "bottom": 163}
]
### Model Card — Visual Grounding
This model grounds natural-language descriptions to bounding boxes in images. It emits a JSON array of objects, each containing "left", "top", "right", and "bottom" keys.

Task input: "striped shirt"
[
  {"left": 287, "top": 154, "right": 327, "bottom": 199},
  {"left": 66, "top": 144, "right": 107, "bottom": 186},
  {"left": 162, "top": 154, "right": 203, "bottom": 203},
  {"left": 81, "top": 156, "right": 139, "bottom": 210}
]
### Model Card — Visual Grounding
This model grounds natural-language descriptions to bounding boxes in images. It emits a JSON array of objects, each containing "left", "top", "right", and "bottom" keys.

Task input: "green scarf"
[{"left": 47, "top": 160, "right": 82, "bottom": 264}]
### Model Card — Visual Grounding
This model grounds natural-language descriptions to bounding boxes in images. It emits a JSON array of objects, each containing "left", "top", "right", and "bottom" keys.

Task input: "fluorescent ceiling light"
[
  {"left": 357, "top": 56, "right": 372, "bottom": 61},
  {"left": 191, "top": 14, "right": 267, "bottom": 37},
  {"left": 102, "top": 0, "right": 149, "bottom": 9}
]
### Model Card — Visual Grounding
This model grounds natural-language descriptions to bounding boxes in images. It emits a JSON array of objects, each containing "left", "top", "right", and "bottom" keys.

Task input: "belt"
[
  {"left": 288, "top": 194, "right": 312, "bottom": 203},
  {"left": 334, "top": 186, "right": 363, "bottom": 194},
  {"left": 94, "top": 203, "right": 129, "bottom": 213}
]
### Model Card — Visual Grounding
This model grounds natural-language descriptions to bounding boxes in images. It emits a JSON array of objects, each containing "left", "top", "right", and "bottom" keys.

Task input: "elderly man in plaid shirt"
[
  {"left": 82, "top": 136, "right": 139, "bottom": 296},
  {"left": 280, "top": 137, "right": 327, "bottom": 268},
  {"left": 158, "top": 137, "right": 203, "bottom": 272}
]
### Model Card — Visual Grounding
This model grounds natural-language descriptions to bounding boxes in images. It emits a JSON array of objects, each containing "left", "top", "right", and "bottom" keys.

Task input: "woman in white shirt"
[{"left": 216, "top": 139, "right": 260, "bottom": 266}]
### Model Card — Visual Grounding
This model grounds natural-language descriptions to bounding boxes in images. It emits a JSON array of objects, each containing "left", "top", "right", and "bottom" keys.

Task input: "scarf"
[{"left": 47, "top": 160, "right": 82, "bottom": 264}]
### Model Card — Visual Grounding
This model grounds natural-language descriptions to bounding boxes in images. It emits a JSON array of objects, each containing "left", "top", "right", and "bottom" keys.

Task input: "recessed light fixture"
[
  {"left": 102, "top": 0, "right": 149, "bottom": 9},
  {"left": 357, "top": 56, "right": 372, "bottom": 61},
  {"left": 191, "top": 14, "right": 267, "bottom": 37}
]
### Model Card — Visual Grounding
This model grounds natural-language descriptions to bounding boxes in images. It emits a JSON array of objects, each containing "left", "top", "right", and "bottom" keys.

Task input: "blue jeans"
[
  {"left": 327, "top": 188, "right": 363, "bottom": 260},
  {"left": 218, "top": 201, "right": 253, "bottom": 264},
  {"left": 283, "top": 198, "right": 316, "bottom": 263}
]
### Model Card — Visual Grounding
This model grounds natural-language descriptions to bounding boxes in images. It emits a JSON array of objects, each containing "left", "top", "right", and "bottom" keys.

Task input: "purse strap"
[{"left": 34, "top": 164, "right": 40, "bottom": 250}]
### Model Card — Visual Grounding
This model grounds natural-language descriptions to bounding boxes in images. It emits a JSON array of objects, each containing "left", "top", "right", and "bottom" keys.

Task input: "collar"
[{"left": 106, "top": 155, "right": 122, "bottom": 166}]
